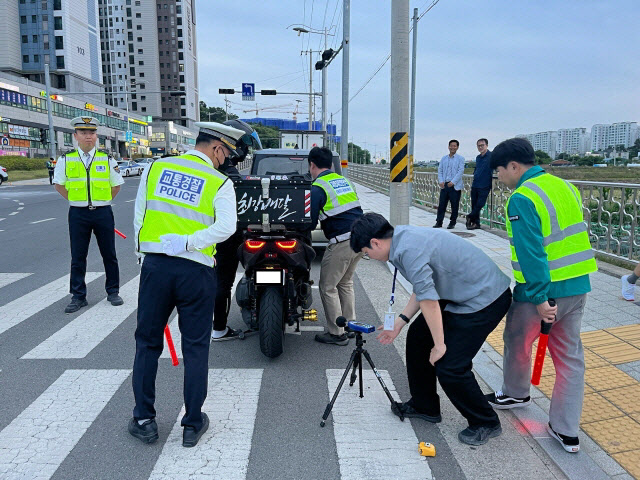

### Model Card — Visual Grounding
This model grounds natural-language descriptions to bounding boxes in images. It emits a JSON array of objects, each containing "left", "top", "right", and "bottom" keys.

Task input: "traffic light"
[
  {"left": 218, "top": 88, "right": 235, "bottom": 94},
  {"left": 315, "top": 61, "right": 325, "bottom": 71},
  {"left": 39, "top": 129, "right": 47, "bottom": 144},
  {"left": 260, "top": 89, "right": 277, "bottom": 95},
  {"left": 322, "top": 49, "right": 334, "bottom": 61}
]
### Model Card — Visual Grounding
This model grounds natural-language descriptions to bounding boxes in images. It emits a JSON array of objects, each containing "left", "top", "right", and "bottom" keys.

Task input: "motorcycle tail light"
[
  {"left": 276, "top": 240, "right": 297, "bottom": 252},
  {"left": 245, "top": 240, "right": 266, "bottom": 252}
]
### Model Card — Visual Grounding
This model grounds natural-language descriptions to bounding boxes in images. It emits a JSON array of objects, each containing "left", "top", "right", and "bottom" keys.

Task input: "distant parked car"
[
  {"left": 118, "top": 160, "right": 142, "bottom": 177},
  {"left": 0, "top": 165, "right": 7, "bottom": 185}
]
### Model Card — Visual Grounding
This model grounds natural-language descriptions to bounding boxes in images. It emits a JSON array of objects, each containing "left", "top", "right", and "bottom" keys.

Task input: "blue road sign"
[
  {"left": 242, "top": 83, "right": 255, "bottom": 101},
  {"left": 126, "top": 131, "right": 132, "bottom": 142}
]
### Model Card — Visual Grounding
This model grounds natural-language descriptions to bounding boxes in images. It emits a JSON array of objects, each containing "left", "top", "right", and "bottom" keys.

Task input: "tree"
[
  {"left": 534, "top": 150, "right": 552, "bottom": 164},
  {"left": 199, "top": 101, "right": 237, "bottom": 123},
  {"left": 629, "top": 138, "right": 640, "bottom": 159},
  {"left": 247, "top": 123, "right": 280, "bottom": 148}
]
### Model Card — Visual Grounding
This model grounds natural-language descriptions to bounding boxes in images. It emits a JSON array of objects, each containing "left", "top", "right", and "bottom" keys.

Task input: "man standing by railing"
[
  {"left": 435, "top": 140, "right": 465, "bottom": 229},
  {"left": 467, "top": 139, "right": 492, "bottom": 230}
]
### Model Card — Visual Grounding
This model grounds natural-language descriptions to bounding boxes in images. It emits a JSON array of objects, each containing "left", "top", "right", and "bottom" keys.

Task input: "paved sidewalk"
[{"left": 354, "top": 182, "right": 640, "bottom": 480}]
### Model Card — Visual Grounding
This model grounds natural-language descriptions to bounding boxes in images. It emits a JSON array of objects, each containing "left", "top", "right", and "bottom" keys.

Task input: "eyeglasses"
[{"left": 362, "top": 252, "right": 371, "bottom": 260}]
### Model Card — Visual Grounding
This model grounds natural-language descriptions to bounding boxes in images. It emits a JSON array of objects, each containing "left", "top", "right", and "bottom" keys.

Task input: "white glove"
[{"left": 160, "top": 234, "right": 188, "bottom": 256}]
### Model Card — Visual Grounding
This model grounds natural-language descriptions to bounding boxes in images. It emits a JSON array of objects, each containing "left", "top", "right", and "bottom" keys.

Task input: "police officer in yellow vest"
[
  {"left": 129, "top": 122, "right": 240, "bottom": 448},
  {"left": 308, "top": 146, "right": 364, "bottom": 346},
  {"left": 485, "top": 138, "right": 596, "bottom": 453},
  {"left": 53, "top": 117, "right": 124, "bottom": 314}
]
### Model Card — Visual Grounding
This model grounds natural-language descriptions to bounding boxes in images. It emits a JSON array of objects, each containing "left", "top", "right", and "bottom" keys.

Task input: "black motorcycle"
[{"left": 233, "top": 173, "right": 317, "bottom": 358}]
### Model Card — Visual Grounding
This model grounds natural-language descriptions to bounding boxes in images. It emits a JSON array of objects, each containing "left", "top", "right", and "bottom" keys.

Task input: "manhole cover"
[{"left": 451, "top": 232, "right": 476, "bottom": 238}]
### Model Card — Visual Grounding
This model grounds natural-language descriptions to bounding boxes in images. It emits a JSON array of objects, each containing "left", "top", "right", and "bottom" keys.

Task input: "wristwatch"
[{"left": 399, "top": 313, "right": 410, "bottom": 323}]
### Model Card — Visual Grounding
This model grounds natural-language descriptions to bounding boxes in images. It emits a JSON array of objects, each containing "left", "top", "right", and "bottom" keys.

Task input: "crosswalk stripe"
[
  {"left": 0, "top": 369, "right": 130, "bottom": 480},
  {"left": 161, "top": 272, "right": 244, "bottom": 359},
  {"left": 0, "top": 273, "right": 31, "bottom": 290},
  {"left": 326, "top": 369, "right": 432, "bottom": 480},
  {"left": 149, "top": 368, "right": 263, "bottom": 479},
  {"left": 0, "top": 272, "right": 103, "bottom": 337},
  {"left": 22, "top": 276, "right": 140, "bottom": 359}
]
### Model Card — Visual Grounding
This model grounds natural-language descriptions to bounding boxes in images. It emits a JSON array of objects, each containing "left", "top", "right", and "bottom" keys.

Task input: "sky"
[{"left": 196, "top": 0, "right": 640, "bottom": 162}]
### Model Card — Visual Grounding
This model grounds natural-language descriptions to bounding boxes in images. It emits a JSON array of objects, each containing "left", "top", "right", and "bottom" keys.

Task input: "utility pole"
[
  {"left": 409, "top": 7, "right": 418, "bottom": 200},
  {"left": 322, "top": 28, "right": 328, "bottom": 145},
  {"left": 389, "top": 0, "right": 410, "bottom": 226},
  {"left": 44, "top": 64, "right": 56, "bottom": 159},
  {"left": 340, "top": 0, "right": 350, "bottom": 175},
  {"left": 309, "top": 50, "right": 313, "bottom": 130},
  {"left": 224, "top": 94, "right": 229, "bottom": 121}
]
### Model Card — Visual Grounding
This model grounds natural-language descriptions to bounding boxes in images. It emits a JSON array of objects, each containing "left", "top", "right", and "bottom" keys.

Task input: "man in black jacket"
[{"left": 211, "top": 119, "right": 262, "bottom": 341}]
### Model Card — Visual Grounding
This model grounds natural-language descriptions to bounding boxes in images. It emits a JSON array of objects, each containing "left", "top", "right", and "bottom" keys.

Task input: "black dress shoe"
[
  {"left": 433, "top": 222, "right": 443, "bottom": 228},
  {"left": 346, "top": 331, "right": 355, "bottom": 339},
  {"left": 65, "top": 298, "right": 88, "bottom": 314},
  {"left": 107, "top": 293, "right": 124, "bottom": 306},
  {"left": 447, "top": 223, "right": 456, "bottom": 229},
  {"left": 183, "top": 413, "right": 209, "bottom": 447},
  {"left": 392, "top": 401, "right": 441, "bottom": 423},
  {"left": 128, "top": 418, "right": 159, "bottom": 444}
]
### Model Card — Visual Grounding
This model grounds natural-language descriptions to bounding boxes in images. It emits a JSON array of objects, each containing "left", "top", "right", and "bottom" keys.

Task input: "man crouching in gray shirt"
[{"left": 350, "top": 213, "right": 512, "bottom": 446}]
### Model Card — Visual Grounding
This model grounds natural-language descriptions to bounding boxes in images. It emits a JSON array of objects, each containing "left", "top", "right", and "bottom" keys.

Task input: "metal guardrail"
[{"left": 348, "top": 164, "right": 640, "bottom": 262}]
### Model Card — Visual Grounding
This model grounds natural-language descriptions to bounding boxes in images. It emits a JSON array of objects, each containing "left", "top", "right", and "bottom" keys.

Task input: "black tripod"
[{"left": 320, "top": 318, "right": 404, "bottom": 427}]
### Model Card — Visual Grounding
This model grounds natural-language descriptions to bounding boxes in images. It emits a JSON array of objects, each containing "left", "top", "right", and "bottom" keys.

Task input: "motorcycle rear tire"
[{"left": 258, "top": 286, "right": 285, "bottom": 358}]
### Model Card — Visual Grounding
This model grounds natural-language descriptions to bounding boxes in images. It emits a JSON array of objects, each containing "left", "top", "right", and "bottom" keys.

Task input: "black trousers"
[
  {"left": 213, "top": 230, "right": 243, "bottom": 332},
  {"left": 133, "top": 254, "right": 216, "bottom": 429},
  {"left": 468, "top": 187, "right": 491, "bottom": 224},
  {"left": 68, "top": 206, "right": 119, "bottom": 300},
  {"left": 406, "top": 288, "right": 512, "bottom": 428},
  {"left": 435, "top": 185, "right": 461, "bottom": 225},
  {"left": 48, "top": 170, "right": 54, "bottom": 184}
]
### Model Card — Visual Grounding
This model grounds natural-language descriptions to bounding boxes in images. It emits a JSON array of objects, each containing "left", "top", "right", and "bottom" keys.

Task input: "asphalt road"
[{"left": 0, "top": 177, "right": 467, "bottom": 480}]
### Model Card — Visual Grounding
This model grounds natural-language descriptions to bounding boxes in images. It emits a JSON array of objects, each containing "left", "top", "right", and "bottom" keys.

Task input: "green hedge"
[{"left": 0, "top": 156, "right": 48, "bottom": 171}]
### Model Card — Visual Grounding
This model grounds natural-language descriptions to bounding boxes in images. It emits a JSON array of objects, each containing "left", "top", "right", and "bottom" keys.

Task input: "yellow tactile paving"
[
  {"left": 581, "top": 416, "right": 640, "bottom": 453},
  {"left": 584, "top": 365, "right": 637, "bottom": 391},
  {"left": 601, "top": 384, "right": 640, "bottom": 415},
  {"left": 535, "top": 374, "right": 556, "bottom": 397},
  {"left": 580, "top": 394, "right": 625, "bottom": 424},
  {"left": 583, "top": 350, "right": 609, "bottom": 368},
  {"left": 581, "top": 330, "right": 621, "bottom": 348},
  {"left": 612, "top": 450, "right": 640, "bottom": 480},
  {"left": 606, "top": 324, "right": 640, "bottom": 342},
  {"left": 588, "top": 342, "right": 640, "bottom": 364}
]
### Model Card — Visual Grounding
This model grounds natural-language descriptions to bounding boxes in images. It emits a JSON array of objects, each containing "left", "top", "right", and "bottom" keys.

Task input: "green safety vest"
[
  {"left": 313, "top": 172, "right": 361, "bottom": 224},
  {"left": 505, "top": 173, "right": 596, "bottom": 284},
  {"left": 138, "top": 153, "right": 227, "bottom": 267},
  {"left": 64, "top": 150, "right": 112, "bottom": 207}
]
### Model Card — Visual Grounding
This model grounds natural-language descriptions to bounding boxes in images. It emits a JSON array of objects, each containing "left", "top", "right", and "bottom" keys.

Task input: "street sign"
[
  {"left": 242, "top": 83, "right": 255, "bottom": 101},
  {"left": 126, "top": 131, "right": 132, "bottom": 142}
]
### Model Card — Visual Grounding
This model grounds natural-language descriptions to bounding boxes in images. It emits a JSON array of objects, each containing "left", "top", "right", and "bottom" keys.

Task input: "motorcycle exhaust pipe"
[{"left": 299, "top": 282, "right": 313, "bottom": 310}]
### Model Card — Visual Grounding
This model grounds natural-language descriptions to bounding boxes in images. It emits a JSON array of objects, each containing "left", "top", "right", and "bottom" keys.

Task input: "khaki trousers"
[{"left": 319, "top": 240, "right": 362, "bottom": 335}]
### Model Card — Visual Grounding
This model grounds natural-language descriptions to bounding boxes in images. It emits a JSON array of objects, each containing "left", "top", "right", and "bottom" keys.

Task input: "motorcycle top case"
[{"left": 231, "top": 174, "right": 313, "bottom": 229}]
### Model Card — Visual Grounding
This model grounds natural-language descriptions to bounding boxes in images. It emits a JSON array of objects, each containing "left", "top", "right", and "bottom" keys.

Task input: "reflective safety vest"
[
  {"left": 64, "top": 150, "right": 112, "bottom": 207},
  {"left": 313, "top": 172, "right": 361, "bottom": 222},
  {"left": 505, "top": 173, "right": 596, "bottom": 284},
  {"left": 138, "top": 153, "right": 227, "bottom": 267}
]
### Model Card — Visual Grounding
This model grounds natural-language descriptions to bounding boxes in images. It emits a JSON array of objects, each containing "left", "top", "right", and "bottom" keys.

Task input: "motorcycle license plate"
[{"left": 255, "top": 270, "right": 283, "bottom": 285}]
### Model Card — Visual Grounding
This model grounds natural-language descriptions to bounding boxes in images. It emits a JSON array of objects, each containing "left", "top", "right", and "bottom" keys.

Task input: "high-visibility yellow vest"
[
  {"left": 138, "top": 153, "right": 227, "bottom": 267},
  {"left": 64, "top": 150, "right": 112, "bottom": 207},
  {"left": 506, "top": 173, "right": 596, "bottom": 284},
  {"left": 313, "top": 172, "right": 361, "bottom": 222}
]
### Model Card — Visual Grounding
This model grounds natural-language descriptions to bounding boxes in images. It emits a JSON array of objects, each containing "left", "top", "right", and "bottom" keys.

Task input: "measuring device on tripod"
[{"left": 320, "top": 316, "right": 405, "bottom": 427}]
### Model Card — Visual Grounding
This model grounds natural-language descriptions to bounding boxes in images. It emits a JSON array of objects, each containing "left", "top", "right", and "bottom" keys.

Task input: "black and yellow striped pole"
[{"left": 389, "top": 0, "right": 411, "bottom": 226}]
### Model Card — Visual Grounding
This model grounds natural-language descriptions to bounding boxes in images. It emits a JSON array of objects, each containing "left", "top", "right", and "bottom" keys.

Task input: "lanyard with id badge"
[{"left": 384, "top": 268, "right": 398, "bottom": 330}]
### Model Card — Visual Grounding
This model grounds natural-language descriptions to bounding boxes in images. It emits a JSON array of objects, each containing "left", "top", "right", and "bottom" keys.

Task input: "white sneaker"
[{"left": 621, "top": 275, "right": 635, "bottom": 301}]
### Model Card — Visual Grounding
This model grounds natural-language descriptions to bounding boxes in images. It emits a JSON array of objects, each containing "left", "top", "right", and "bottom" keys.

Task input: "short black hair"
[
  {"left": 308, "top": 146, "right": 333, "bottom": 169},
  {"left": 477, "top": 138, "right": 488, "bottom": 146},
  {"left": 490, "top": 137, "right": 535, "bottom": 169},
  {"left": 350, "top": 213, "right": 395, "bottom": 253},
  {"left": 195, "top": 132, "right": 216, "bottom": 146},
  {"left": 449, "top": 139, "right": 459, "bottom": 147}
]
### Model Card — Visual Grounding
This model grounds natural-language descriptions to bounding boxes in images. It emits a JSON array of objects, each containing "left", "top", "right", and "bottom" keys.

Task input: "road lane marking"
[
  {"left": 125, "top": 199, "right": 135, "bottom": 202},
  {"left": 23, "top": 276, "right": 140, "bottom": 359},
  {"left": 149, "top": 369, "right": 263, "bottom": 480},
  {"left": 0, "top": 273, "right": 32, "bottom": 289},
  {"left": 326, "top": 369, "right": 432, "bottom": 480},
  {"left": 0, "top": 369, "right": 130, "bottom": 480},
  {"left": 0, "top": 273, "right": 103, "bottom": 337},
  {"left": 18, "top": 202, "right": 23, "bottom": 206},
  {"left": 0, "top": 218, "right": 5, "bottom": 222},
  {"left": 9, "top": 212, "right": 18, "bottom": 216},
  {"left": 30, "top": 218, "right": 55, "bottom": 224},
  {"left": 161, "top": 273, "right": 244, "bottom": 358}
]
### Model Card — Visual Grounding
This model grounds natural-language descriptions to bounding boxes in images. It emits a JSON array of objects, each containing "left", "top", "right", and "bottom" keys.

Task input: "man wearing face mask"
[
  {"left": 130, "top": 122, "right": 240, "bottom": 448},
  {"left": 211, "top": 119, "right": 262, "bottom": 341}
]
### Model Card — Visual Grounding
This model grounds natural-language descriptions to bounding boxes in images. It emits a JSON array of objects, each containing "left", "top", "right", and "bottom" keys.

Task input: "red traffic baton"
[
  {"left": 114, "top": 228, "right": 127, "bottom": 239},
  {"left": 164, "top": 326, "right": 179, "bottom": 366},
  {"left": 531, "top": 299, "right": 556, "bottom": 385}
]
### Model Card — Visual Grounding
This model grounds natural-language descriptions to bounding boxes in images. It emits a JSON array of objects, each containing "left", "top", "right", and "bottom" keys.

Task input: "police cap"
[{"left": 71, "top": 116, "right": 100, "bottom": 131}]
